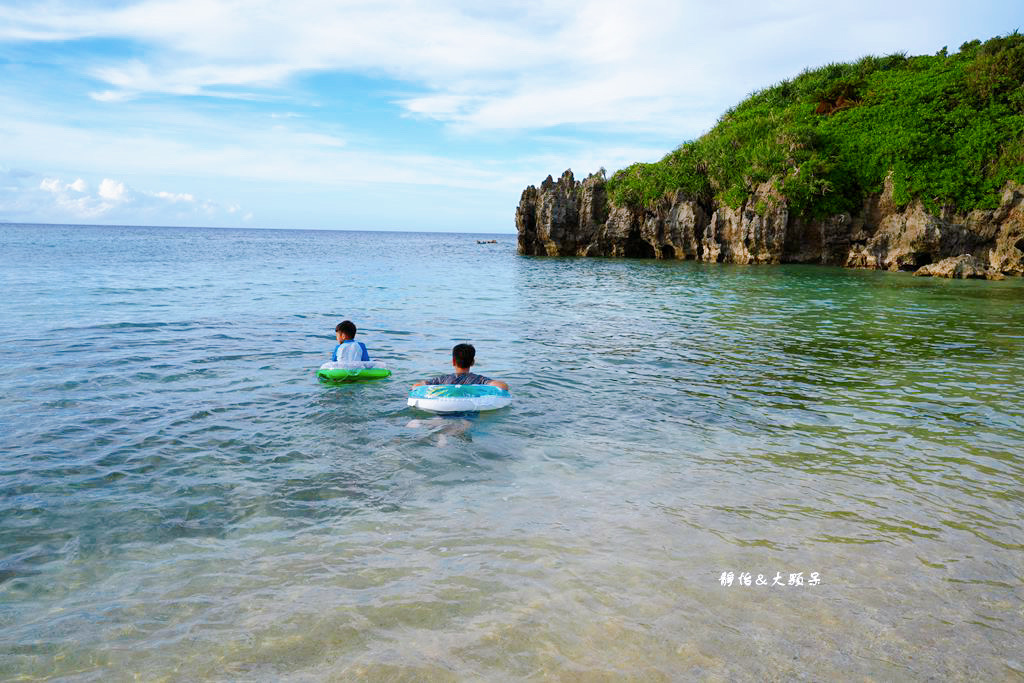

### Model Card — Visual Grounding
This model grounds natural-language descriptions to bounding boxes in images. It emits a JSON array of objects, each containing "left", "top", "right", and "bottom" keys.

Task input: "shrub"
[{"left": 605, "top": 33, "right": 1024, "bottom": 217}]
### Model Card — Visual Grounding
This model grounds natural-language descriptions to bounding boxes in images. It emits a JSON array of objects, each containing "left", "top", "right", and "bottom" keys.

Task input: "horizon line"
[{"left": 0, "top": 220, "right": 518, "bottom": 236}]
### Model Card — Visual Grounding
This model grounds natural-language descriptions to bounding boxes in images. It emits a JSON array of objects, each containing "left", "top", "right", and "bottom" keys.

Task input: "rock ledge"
[{"left": 913, "top": 254, "right": 1006, "bottom": 279}]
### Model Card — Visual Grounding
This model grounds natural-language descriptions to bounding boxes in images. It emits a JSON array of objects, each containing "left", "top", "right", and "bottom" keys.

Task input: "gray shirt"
[{"left": 425, "top": 372, "right": 492, "bottom": 385}]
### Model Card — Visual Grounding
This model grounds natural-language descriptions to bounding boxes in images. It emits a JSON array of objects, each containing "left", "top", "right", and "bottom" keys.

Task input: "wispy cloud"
[
  {"left": 0, "top": 96, "right": 529, "bottom": 193},
  {"left": 0, "top": 0, "right": 990, "bottom": 133},
  {"left": 0, "top": 167, "right": 249, "bottom": 224}
]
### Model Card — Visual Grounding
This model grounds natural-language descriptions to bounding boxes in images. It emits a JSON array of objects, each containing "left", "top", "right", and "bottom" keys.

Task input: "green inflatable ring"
[{"left": 317, "top": 361, "right": 392, "bottom": 383}]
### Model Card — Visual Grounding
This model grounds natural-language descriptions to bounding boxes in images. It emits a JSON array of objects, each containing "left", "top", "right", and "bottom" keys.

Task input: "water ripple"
[{"left": 0, "top": 226, "right": 1021, "bottom": 679}]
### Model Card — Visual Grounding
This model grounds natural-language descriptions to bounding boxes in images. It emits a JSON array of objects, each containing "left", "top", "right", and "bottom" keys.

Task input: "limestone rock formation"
[
  {"left": 988, "top": 184, "right": 1024, "bottom": 275},
  {"left": 515, "top": 170, "right": 1024, "bottom": 277},
  {"left": 913, "top": 254, "right": 1005, "bottom": 279},
  {"left": 701, "top": 182, "right": 788, "bottom": 264}
]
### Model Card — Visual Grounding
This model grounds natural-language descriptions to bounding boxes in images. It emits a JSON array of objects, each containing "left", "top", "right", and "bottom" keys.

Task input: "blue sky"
[{"left": 0, "top": 1, "right": 1018, "bottom": 232}]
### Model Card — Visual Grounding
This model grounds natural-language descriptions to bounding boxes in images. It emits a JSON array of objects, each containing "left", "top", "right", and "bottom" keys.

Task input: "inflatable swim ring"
[
  {"left": 317, "top": 360, "right": 391, "bottom": 383},
  {"left": 407, "top": 384, "right": 512, "bottom": 413}
]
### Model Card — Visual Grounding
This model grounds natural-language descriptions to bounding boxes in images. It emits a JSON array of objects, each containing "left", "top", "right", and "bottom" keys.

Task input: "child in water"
[
  {"left": 407, "top": 343, "right": 507, "bottom": 444},
  {"left": 331, "top": 320, "right": 371, "bottom": 361},
  {"left": 411, "top": 343, "right": 508, "bottom": 390}
]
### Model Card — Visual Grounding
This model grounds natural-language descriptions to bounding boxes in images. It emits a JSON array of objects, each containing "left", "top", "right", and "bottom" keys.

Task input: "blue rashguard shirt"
[{"left": 332, "top": 340, "right": 370, "bottom": 362}]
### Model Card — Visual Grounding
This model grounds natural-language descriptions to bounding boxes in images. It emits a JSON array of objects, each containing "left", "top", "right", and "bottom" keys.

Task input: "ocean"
[{"left": 1, "top": 223, "right": 1022, "bottom": 679}]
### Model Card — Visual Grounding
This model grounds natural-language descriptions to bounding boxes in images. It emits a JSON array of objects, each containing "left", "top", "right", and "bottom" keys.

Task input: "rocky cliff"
[{"left": 516, "top": 170, "right": 1024, "bottom": 279}]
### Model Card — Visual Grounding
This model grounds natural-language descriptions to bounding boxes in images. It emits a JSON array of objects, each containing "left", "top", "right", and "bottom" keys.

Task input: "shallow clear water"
[{"left": 1, "top": 223, "right": 1022, "bottom": 680}]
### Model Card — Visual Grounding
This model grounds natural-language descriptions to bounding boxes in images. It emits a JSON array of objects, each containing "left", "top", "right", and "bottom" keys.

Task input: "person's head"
[
  {"left": 335, "top": 320, "right": 357, "bottom": 341},
  {"left": 452, "top": 343, "right": 476, "bottom": 370}
]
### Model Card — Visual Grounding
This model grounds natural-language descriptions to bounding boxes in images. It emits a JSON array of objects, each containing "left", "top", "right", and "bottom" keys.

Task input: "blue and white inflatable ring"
[{"left": 407, "top": 384, "right": 512, "bottom": 413}]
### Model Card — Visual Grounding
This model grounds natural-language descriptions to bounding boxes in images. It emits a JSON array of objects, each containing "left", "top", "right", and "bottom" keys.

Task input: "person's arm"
[
  {"left": 360, "top": 342, "right": 370, "bottom": 361},
  {"left": 487, "top": 379, "right": 509, "bottom": 390}
]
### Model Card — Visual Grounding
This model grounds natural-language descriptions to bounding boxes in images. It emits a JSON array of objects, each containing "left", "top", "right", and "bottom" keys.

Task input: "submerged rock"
[{"left": 913, "top": 254, "right": 1005, "bottom": 280}]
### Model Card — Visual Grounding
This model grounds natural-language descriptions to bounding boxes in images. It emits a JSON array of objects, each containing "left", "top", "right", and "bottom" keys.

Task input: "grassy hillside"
[{"left": 605, "top": 33, "right": 1024, "bottom": 218}]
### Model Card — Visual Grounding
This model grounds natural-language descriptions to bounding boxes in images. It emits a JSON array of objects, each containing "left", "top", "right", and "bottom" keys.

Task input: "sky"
[{"left": 0, "top": 1, "right": 1018, "bottom": 233}]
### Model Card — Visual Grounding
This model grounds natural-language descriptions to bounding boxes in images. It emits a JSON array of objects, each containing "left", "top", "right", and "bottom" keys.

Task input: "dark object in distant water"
[{"left": 477, "top": 239, "right": 498, "bottom": 244}]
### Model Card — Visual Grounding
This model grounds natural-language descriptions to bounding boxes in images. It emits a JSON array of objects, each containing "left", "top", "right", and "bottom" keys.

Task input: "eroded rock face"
[
  {"left": 846, "top": 196, "right": 990, "bottom": 271},
  {"left": 514, "top": 170, "right": 1024, "bottom": 276},
  {"left": 913, "top": 254, "right": 1005, "bottom": 280},
  {"left": 701, "top": 183, "right": 788, "bottom": 264},
  {"left": 988, "top": 184, "right": 1024, "bottom": 275},
  {"left": 638, "top": 191, "right": 706, "bottom": 260}
]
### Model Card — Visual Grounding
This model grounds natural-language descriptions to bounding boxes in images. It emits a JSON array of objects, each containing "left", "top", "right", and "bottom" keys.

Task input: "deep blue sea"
[{"left": 1, "top": 223, "right": 1022, "bottom": 679}]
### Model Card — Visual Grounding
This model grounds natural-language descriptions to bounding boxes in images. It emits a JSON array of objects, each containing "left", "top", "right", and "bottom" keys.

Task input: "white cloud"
[
  {"left": 0, "top": 101, "right": 521, "bottom": 193},
  {"left": 400, "top": 94, "right": 484, "bottom": 120},
  {"left": 38, "top": 175, "right": 116, "bottom": 218},
  {"left": 98, "top": 178, "right": 126, "bottom": 201},
  {"left": 0, "top": 1, "right": 553, "bottom": 96},
  {"left": 89, "top": 90, "right": 129, "bottom": 103},
  {"left": 3, "top": 170, "right": 248, "bottom": 225},
  {"left": 0, "top": 0, "right": 993, "bottom": 133},
  {"left": 41, "top": 177, "right": 91, "bottom": 194},
  {"left": 155, "top": 191, "right": 195, "bottom": 202}
]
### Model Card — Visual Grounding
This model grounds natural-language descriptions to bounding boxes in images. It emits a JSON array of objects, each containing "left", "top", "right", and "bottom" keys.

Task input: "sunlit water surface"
[{"left": 1, "top": 224, "right": 1022, "bottom": 680}]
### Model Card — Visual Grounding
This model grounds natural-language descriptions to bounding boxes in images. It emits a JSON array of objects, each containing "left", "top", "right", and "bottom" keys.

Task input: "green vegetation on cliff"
[{"left": 606, "top": 33, "right": 1024, "bottom": 218}]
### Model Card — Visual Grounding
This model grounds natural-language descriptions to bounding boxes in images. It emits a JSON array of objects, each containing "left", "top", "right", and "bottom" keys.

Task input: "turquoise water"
[{"left": 1, "top": 223, "right": 1022, "bottom": 679}]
